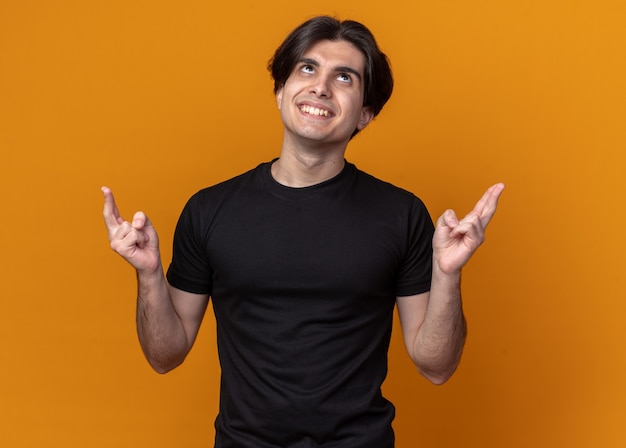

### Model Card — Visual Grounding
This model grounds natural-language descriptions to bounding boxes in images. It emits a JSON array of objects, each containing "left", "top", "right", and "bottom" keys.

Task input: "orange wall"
[{"left": 1, "top": 1, "right": 625, "bottom": 446}]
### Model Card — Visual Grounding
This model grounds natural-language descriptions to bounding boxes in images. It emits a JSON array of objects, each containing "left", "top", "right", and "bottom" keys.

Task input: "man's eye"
[
  {"left": 301, "top": 65, "right": 315, "bottom": 73},
  {"left": 337, "top": 73, "right": 351, "bottom": 83}
]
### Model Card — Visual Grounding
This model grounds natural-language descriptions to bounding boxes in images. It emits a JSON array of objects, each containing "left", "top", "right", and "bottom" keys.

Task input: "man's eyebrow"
[
  {"left": 298, "top": 57, "right": 363, "bottom": 82},
  {"left": 299, "top": 57, "right": 320, "bottom": 67}
]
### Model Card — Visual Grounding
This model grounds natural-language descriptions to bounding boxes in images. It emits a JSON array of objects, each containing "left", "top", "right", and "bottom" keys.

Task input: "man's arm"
[
  {"left": 397, "top": 183, "right": 505, "bottom": 385},
  {"left": 102, "top": 187, "right": 208, "bottom": 373},
  {"left": 135, "top": 269, "right": 209, "bottom": 373},
  {"left": 396, "top": 274, "right": 466, "bottom": 385}
]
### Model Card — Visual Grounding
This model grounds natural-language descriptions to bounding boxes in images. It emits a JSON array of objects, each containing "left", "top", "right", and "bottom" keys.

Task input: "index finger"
[
  {"left": 101, "top": 186, "right": 124, "bottom": 229},
  {"left": 472, "top": 183, "right": 505, "bottom": 227}
]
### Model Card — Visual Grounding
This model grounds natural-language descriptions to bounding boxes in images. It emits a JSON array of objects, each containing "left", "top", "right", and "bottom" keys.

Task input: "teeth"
[{"left": 301, "top": 105, "right": 330, "bottom": 117}]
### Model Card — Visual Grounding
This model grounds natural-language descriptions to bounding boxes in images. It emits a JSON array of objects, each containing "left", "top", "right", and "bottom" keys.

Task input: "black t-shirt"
[{"left": 167, "top": 161, "right": 434, "bottom": 447}]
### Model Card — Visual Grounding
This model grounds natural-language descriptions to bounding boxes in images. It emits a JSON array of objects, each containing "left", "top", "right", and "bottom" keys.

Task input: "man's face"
[{"left": 276, "top": 39, "right": 373, "bottom": 148}]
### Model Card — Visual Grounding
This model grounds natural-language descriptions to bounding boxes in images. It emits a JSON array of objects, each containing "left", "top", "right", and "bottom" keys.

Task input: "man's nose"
[{"left": 310, "top": 75, "right": 332, "bottom": 98}]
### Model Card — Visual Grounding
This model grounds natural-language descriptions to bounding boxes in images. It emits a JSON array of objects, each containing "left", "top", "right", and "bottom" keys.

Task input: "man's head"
[{"left": 268, "top": 16, "right": 394, "bottom": 137}]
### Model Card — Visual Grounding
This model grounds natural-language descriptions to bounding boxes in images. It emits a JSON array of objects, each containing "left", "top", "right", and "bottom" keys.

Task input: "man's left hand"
[{"left": 433, "top": 183, "right": 505, "bottom": 275}]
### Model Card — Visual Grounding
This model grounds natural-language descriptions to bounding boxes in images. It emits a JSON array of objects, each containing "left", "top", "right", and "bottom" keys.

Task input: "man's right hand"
[{"left": 101, "top": 186, "right": 161, "bottom": 274}]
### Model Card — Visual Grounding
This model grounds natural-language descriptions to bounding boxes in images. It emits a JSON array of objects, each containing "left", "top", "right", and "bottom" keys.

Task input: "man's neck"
[{"left": 271, "top": 142, "right": 347, "bottom": 188}]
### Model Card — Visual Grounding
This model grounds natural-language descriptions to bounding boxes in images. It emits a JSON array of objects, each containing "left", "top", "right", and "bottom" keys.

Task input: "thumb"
[
  {"left": 438, "top": 209, "right": 459, "bottom": 229},
  {"left": 131, "top": 211, "right": 149, "bottom": 230}
]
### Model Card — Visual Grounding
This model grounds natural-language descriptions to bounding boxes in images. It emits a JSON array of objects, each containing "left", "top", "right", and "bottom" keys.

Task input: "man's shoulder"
[
  {"left": 193, "top": 161, "right": 269, "bottom": 197},
  {"left": 350, "top": 163, "right": 420, "bottom": 201},
  {"left": 175, "top": 162, "right": 271, "bottom": 219}
]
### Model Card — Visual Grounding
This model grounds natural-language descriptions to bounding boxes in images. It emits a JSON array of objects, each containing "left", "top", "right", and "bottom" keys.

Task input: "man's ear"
[
  {"left": 276, "top": 87, "right": 283, "bottom": 109},
  {"left": 357, "top": 106, "right": 374, "bottom": 130}
]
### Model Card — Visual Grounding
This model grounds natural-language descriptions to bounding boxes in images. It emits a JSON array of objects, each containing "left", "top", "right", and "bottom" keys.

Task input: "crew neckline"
[{"left": 262, "top": 159, "right": 354, "bottom": 200}]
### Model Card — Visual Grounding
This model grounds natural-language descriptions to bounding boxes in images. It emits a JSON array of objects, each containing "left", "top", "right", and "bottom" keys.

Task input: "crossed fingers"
[{"left": 471, "top": 183, "right": 505, "bottom": 229}]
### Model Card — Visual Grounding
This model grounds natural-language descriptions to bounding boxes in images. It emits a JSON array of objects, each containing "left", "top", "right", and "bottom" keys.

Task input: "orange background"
[{"left": 1, "top": 1, "right": 625, "bottom": 446}]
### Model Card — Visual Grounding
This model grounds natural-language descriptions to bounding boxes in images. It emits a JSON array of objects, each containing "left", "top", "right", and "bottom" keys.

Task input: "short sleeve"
[
  {"left": 394, "top": 196, "right": 434, "bottom": 297},
  {"left": 166, "top": 193, "right": 213, "bottom": 295}
]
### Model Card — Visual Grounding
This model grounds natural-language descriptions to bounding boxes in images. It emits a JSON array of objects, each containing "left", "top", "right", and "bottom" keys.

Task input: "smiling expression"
[{"left": 276, "top": 39, "right": 374, "bottom": 149}]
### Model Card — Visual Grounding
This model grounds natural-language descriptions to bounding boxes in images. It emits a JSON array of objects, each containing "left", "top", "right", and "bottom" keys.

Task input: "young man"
[{"left": 102, "top": 16, "right": 504, "bottom": 447}]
